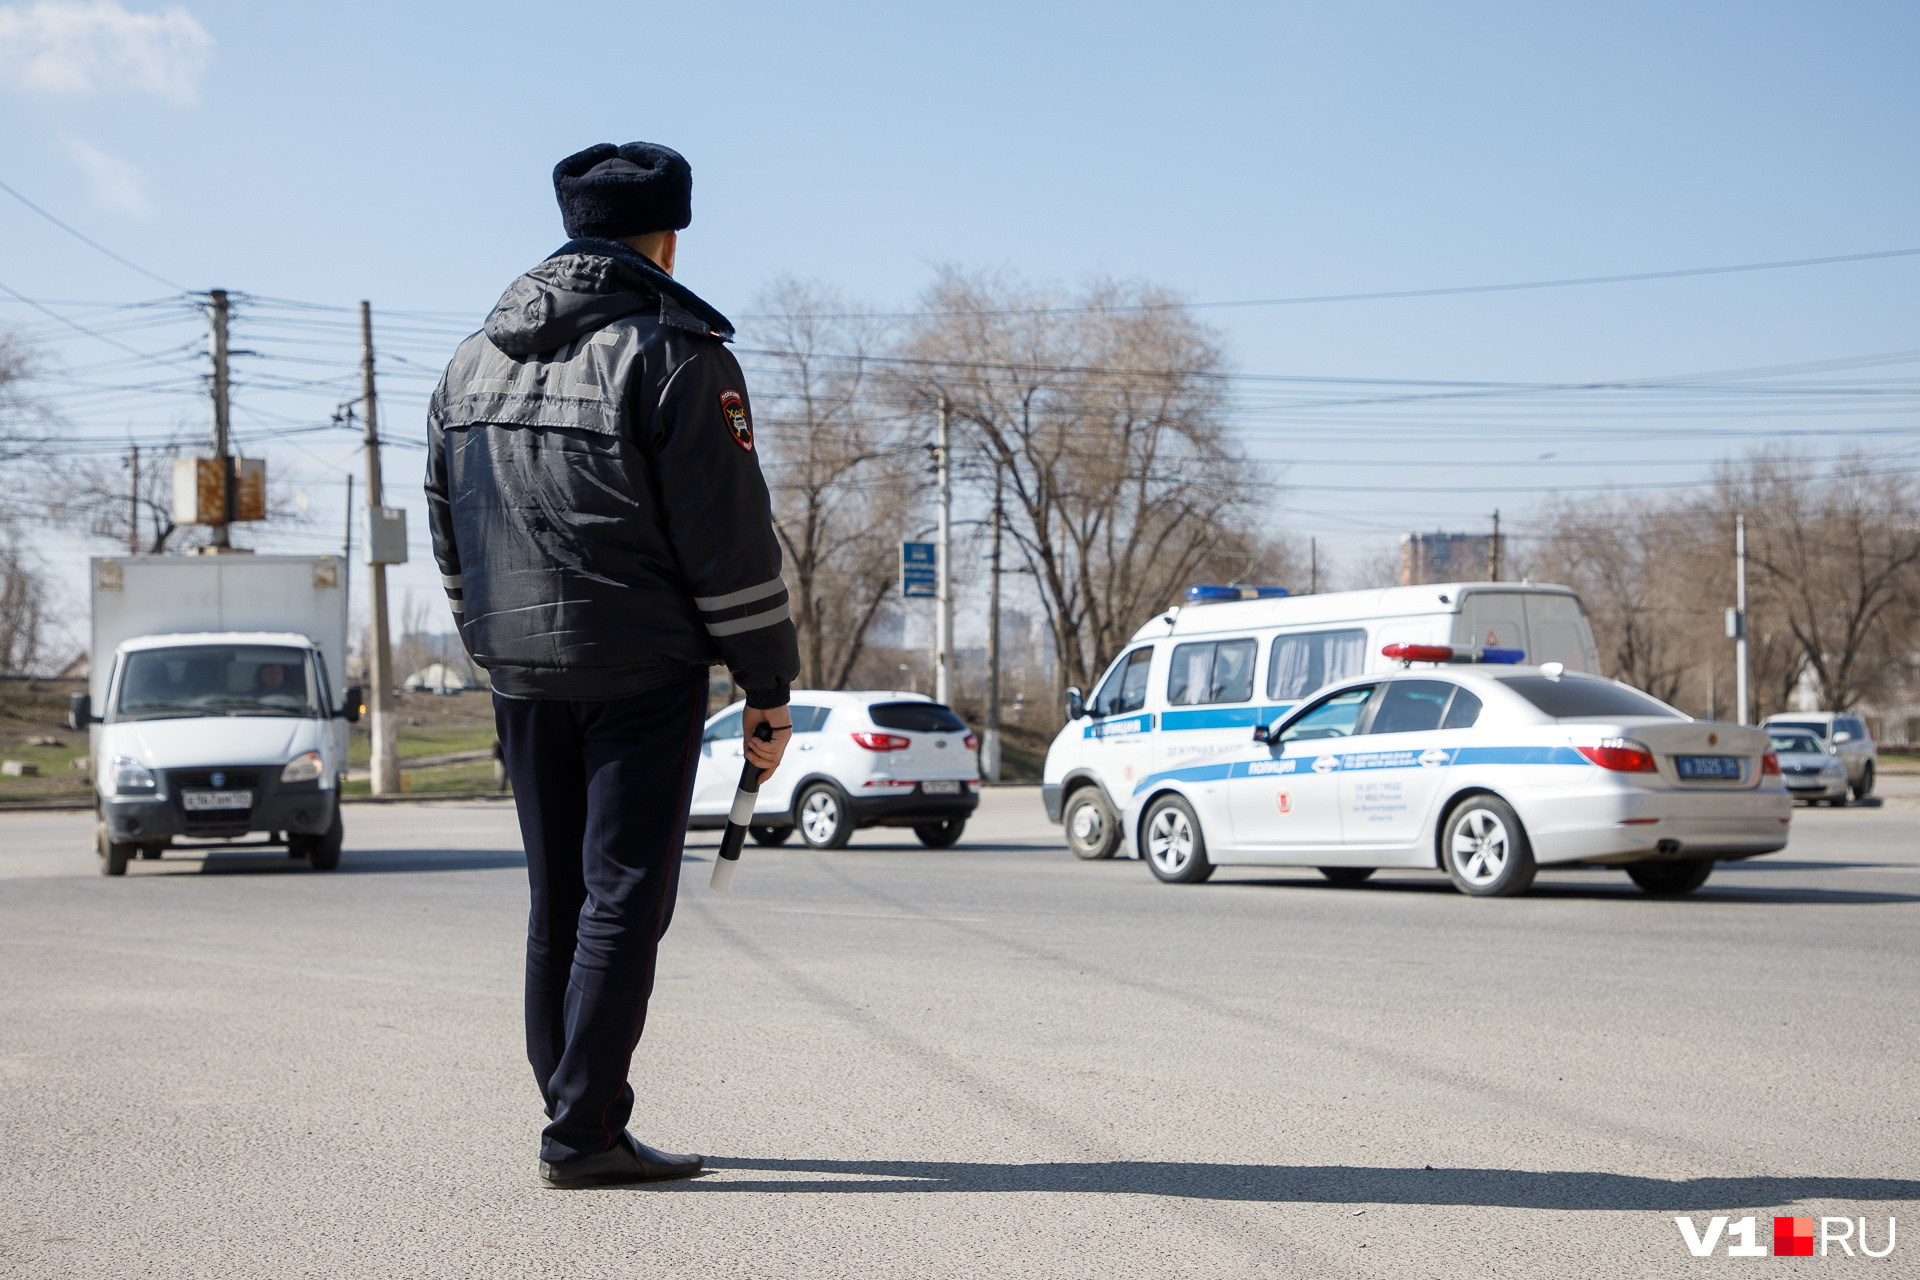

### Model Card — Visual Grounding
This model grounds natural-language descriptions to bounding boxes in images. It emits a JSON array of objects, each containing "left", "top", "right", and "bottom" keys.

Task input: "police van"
[{"left": 1041, "top": 581, "right": 1601, "bottom": 859}]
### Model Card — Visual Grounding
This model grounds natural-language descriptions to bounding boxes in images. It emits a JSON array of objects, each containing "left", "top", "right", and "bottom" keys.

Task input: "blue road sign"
[{"left": 901, "top": 541, "right": 937, "bottom": 598}]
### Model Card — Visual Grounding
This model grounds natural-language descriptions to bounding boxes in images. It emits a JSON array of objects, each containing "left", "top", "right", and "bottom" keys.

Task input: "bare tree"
[
  {"left": 1727, "top": 453, "right": 1920, "bottom": 711},
  {"left": 748, "top": 280, "right": 916, "bottom": 689},
  {"left": 0, "top": 522, "right": 49, "bottom": 675},
  {"left": 50, "top": 435, "right": 193, "bottom": 554},
  {"left": 898, "top": 270, "right": 1265, "bottom": 700}
]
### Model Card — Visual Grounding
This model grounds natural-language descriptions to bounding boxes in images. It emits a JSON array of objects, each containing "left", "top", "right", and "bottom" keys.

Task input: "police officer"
[{"left": 426, "top": 142, "right": 799, "bottom": 1188}]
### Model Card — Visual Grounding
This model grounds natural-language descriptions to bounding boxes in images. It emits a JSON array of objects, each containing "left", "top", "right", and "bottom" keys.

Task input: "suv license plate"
[
  {"left": 1676, "top": 756, "right": 1741, "bottom": 780},
  {"left": 921, "top": 780, "right": 961, "bottom": 795},
  {"left": 182, "top": 789, "right": 253, "bottom": 811}
]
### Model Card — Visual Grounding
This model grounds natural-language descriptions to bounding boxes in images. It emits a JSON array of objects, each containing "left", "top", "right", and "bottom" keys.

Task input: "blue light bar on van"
[
  {"left": 1382, "top": 643, "right": 1525, "bottom": 665},
  {"left": 1186, "top": 584, "right": 1290, "bottom": 604}
]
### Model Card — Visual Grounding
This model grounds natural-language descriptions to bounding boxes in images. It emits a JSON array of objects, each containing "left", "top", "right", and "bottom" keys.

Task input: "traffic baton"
[{"left": 710, "top": 722, "right": 774, "bottom": 891}]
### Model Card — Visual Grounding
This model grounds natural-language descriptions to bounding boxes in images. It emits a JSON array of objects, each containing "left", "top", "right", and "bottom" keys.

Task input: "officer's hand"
[{"left": 742, "top": 704, "right": 792, "bottom": 784}]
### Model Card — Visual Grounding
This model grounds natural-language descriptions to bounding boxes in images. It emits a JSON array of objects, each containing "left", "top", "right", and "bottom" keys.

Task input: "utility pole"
[
  {"left": 934, "top": 395, "right": 953, "bottom": 706},
  {"left": 127, "top": 444, "right": 140, "bottom": 554},
  {"left": 342, "top": 472, "right": 354, "bottom": 655},
  {"left": 1488, "top": 508, "right": 1501, "bottom": 582},
  {"left": 360, "top": 301, "right": 401, "bottom": 795},
  {"left": 984, "top": 461, "right": 1003, "bottom": 782},
  {"left": 207, "top": 288, "right": 232, "bottom": 549},
  {"left": 1733, "top": 512, "right": 1750, "bottom": 725},
  {"left": 1308, "top": 536, "right": 1318, "bottom": 594}
]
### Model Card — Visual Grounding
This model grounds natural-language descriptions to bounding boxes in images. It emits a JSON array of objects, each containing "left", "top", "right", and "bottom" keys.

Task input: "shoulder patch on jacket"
[{"left": 719, "top": 389, "right": 752, "bottom": 451}]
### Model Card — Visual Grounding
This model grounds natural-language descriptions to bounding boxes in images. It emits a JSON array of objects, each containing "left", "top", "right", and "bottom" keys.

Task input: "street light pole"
[
  {"left": 361, "top": 301, "right": 401, "bottom": 795},
  {"left": 1734, "top": 513, "right": 1750, "bottom": 726},
  {"left": 984, "top": 461, "right": 1003, "bottom": 781},
  {"left": 934, "top": 395, "right": 953, "bottom": 705}
]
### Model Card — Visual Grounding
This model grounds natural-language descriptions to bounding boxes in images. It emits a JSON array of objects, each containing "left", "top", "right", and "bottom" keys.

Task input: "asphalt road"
[{"left": 3, "top": 788, "right": 1917, "bottom": 1278}]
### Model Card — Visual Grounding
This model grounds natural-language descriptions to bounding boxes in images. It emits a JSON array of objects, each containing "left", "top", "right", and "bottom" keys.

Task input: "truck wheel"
[
  {"left": 1626, "top": 858, "right": 1714, "bottom": 896},
  {"left": 1318, "top": 866, "right": 1376, "bottom": 886},
  {"left": 1441, "top": 796, "right": 1536, "bottom": 897},
  {"left": 1064, "top": 788, "right": 1121, "bottom": 860},
  {"left": 749, "top": 824, "right": 793, "bottom": 847},
  {"left": 796, "top": 784, "right": 854, "bottom": 850},
  {"left": 299, "top": 809, "right": 344, "bottom": 872},
  {"left": 1143, "top": 795, "right": 1213, "bottom": 884},
  {"left": 914, "top": 819, "right": 965, "bottom": 848},
  {"left": 1853, "top": 763, "right": 1875, "bottom": 801},
  {"left": 95, "top": 822, "right": 131, "bottom": 877}
]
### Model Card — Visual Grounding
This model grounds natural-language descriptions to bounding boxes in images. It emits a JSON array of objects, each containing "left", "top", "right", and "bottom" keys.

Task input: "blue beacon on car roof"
[{"left": 1185, "top": 584, "right": 1291, "bottom": 603}]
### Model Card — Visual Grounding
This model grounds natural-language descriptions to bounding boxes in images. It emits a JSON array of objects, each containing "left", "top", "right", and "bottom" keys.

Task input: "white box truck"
[{"left": 68, "top": 555, "right": 360, "bottom": 875}]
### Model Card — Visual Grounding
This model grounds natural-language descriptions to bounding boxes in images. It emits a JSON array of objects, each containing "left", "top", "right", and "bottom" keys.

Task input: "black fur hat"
[{"left": 552, "top": 142, "right": 692, "bottom": 238}]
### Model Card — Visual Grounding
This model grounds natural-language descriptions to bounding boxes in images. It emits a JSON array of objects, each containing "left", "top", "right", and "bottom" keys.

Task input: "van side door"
[{"left": 1156, "top": 637, "right": 1260, "bottom": 773}]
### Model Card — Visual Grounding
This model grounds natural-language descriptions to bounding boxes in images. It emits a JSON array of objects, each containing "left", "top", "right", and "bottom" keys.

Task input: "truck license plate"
[
  {"left": 183, "top": 789, "right": 253, "bottom": 811},
  {"left": 921, "top": 780, "right": 961, "bottom": 795},
  {"left": 1676, "top": 756, "right": 1741, "bottom": 780}
]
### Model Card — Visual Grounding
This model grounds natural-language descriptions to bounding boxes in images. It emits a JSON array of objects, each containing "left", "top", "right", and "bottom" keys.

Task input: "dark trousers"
[{"left": 493, "top": 676, "right": 708, "bottom": 1163}]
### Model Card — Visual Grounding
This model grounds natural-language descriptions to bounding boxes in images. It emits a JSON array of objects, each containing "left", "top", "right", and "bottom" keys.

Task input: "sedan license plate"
[
  {"left": 921, "top": 780, "right": 962, "bottom": 795},
  {"left": 1675, "top": 756, "right": 1741, "bottom": 780},
  {"left": 182, "top": 789, "right": 253, "bottom": 811}
]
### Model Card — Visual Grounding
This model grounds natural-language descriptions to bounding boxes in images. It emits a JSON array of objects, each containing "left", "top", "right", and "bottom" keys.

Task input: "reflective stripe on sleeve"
[
  {"left": 694, "top": 577, "right": 786, "bottom": 613},
  {"left": 705, "top": 601, "right": 790, "bottom": 637},
  {"left": 441, "top": 573, "right": 463, "bottom": 591}
]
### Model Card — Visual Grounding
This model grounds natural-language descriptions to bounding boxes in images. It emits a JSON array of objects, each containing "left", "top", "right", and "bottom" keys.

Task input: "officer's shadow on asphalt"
[
  {"left": 629, "top": 1159, "right": 1920, "bottom": 1210},
  {"left": 147, "top": 848, "right": 529, "bottom": 875}
]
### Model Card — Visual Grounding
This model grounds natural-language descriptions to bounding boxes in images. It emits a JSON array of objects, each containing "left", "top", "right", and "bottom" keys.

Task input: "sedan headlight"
[
  {"left": 111, "top": 755, "right": 156, "bottom": 793},
  {"left": 1824, "top": 760, "right": 1846, "bottom": 774},
  {"left": 280, "top": 752, "right": 324, "bottom": 784}
]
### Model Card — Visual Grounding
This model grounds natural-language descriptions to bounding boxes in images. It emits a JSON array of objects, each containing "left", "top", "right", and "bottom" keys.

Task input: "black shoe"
[{"left": 540, "top": 1132, "right": 704, "bottom": 1189}]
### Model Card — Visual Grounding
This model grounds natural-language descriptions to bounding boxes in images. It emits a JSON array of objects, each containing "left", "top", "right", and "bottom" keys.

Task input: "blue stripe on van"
[{"left": 1157, "top": 703, "right": 1297, "bottom": 732}]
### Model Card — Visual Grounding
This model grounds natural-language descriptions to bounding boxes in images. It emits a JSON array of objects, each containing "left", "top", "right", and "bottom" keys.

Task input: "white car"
[
  {"left": 1118, "top": 652, "right": 1792, "bottom": 897},
  {"left": 1766, "top": 726, "right": 1849, "bottom": 805},
  {"left": 689, "top": 691, "right": 981, "bottom": 849}
]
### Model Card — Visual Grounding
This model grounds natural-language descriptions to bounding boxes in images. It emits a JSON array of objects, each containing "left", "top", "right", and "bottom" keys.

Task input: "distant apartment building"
[{"left": 1401, "top": 531, "right": 1496, "bottom": 585}]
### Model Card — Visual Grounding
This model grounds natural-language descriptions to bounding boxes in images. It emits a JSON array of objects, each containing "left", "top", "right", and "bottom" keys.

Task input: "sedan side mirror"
[
  {"left": 1065, "top": 687, "right": 1085, "bottom": 721},
  {"left": 339, "top": 686, "right": 364, "bottom": 724},
  {"left": 67, "top": 692, "right": 94, "bottom": 732},
  {"left": 1832, "top": 731, "right": 1852, "bottom": 744},
  {"left": 1252, "top": 724, "right": 1271, "bottom": 743}
]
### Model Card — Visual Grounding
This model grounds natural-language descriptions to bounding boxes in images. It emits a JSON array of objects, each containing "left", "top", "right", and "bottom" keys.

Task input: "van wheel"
[
  {"left": 1626, "top": 858, "right": 1714, "bottom": 896},
  {"left": 914, "top": 819, "right": 965, "bottom": 848},
  {"left": 749, "top": 824, "right": 793, "bottom": 847},
  {"left": 1318, "top": 867, "right": 1376, "bottom": 886},
  {"left": 293, "top": 808, "right": 344, "bottom": 871},
  {"left": 796, "top": 784, "right": 854, "bottom": 850},
  {"left": 95, "top": 822, "right": 131, "bottom": 877},
  {"left": 1065, "top": 788, "right": 1120, "bottom": 860},
  {"left": 1143, "top": 795, "right": 1213, "bottom": 884},
  {"left": 1441, "top": 796, "right": 1536, "bottom": 897},
  {"left": 1853, "top": 763, "right": 1875, "bottom": 801}
]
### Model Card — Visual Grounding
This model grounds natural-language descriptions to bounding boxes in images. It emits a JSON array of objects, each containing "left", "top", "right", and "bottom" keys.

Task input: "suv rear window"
[
  {"left": 867, "top": 702, "right": 968, "bottom": 732},
  {"left": 1496, "top": 676, "right": 1681, "bottom": 719}
]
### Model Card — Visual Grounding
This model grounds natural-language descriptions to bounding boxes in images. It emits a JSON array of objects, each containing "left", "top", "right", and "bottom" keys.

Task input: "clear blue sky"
[{"left": 4, "top": 0, "right": 1918, "bottom": 644}]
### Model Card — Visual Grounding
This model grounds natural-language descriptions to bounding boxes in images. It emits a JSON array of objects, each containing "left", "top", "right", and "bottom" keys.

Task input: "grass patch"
[{"left": 342, "top": 759, "right": 504, "bottom": 797}]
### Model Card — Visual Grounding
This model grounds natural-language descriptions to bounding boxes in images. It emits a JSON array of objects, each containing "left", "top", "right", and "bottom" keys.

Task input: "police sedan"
[{"left": 1118, "top": 647, "right": 1792, "bottom": 897}]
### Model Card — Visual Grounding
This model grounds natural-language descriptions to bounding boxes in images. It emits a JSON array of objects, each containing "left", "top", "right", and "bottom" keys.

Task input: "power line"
[
  {"left": 734, "top": 246, "right": 1920, "bottom": 321},
  {"left": 0, "top": 176, "right": 190, "bottom": 294}
]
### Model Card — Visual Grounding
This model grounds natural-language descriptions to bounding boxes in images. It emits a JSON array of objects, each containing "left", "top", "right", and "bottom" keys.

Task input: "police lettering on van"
[{"left": 1043, "top": 580, "right": 1601, "bottom": 860}]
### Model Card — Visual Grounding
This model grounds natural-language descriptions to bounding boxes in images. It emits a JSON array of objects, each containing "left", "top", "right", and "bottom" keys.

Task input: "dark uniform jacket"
[{"left": 425, "top": 238, "right": 799, "bottom": 707}]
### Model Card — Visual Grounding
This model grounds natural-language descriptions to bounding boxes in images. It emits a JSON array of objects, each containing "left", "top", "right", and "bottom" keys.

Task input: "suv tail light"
[
  {"left": 1761, "top": 751, "right": 1781, "bottom": 776},
  {"left": 1576, "top": 738, "right": 1658, "bottom": 772},
  {"left": 852, "top": 731, "right": 911, "bottom": 752},
  {"left": 964, "top": 733, "right": 979, "bottom": 752}
]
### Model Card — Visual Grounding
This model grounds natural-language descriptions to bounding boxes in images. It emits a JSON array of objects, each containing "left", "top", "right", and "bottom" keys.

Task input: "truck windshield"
[{"left": 116, "top": 645, "right": 319, "bottom": 720}]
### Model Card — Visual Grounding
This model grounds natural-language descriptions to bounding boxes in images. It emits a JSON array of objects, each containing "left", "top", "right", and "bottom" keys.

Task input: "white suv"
[{"left": 689, "top": 691, "right": 981, "bottom": 849}]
